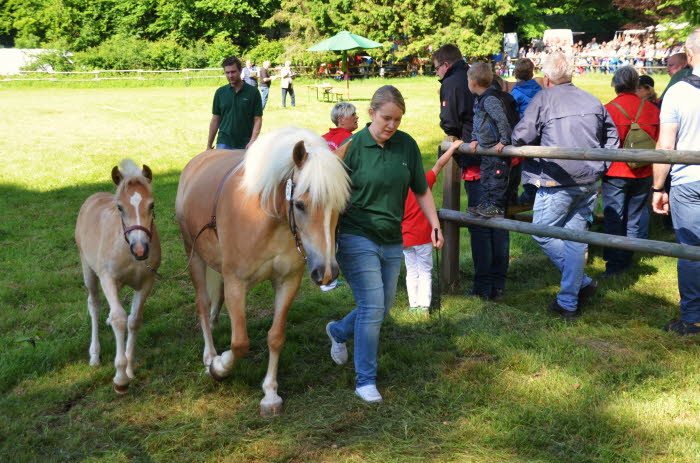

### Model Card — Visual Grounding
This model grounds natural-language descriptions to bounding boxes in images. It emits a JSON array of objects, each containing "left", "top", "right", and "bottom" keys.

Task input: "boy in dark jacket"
[{"left": 467, "top": 62, "right": 512, "bottom": 218}]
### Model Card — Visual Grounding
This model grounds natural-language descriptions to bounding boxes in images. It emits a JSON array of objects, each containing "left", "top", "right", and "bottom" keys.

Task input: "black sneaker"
[
  {"left": 490, "top": 287, "right": 505, "bottom": 301},
  {"left": 664, "top": 319, "right": 700, "bottom": 336},
  {"left": 475, "top": 202, "right": 505, "bottom": 218},
  {"left": 548, "top": 299, "right": 580, "bottom": 318},
  {"left": 467, "top": 201, "right": 488, "bottom": 216},
  {"left": 577, "top": 280, "right": 598, "bottom": 307},
  {"left": 467, "top": 288, "right": 490, "bottom": 300}
]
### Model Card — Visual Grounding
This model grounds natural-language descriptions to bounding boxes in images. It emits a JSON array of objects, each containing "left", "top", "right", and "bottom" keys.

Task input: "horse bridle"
[
  {"left": 121, "top": 214, "right": 155, "bottom": 244},
  {"left": 285, "top": 177, "right": 307, "bottom": 261}
]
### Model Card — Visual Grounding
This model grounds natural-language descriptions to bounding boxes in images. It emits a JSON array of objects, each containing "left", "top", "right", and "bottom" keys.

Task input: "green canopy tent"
[{"left": 307, "top": 31, "right": 382, "bottom": 100}]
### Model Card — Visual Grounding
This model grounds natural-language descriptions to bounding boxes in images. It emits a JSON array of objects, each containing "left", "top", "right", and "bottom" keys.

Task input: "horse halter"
[
  {"left": 121, "top": 215, "right": 155, "bottom": 244},
  {"left": 286, "top": 177, "right": 307, "bottom": 261}
]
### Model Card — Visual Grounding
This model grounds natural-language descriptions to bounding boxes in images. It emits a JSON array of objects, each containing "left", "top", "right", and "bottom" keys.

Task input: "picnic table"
[
  {"left": 304, "top": 83, "right": 334, "bottom": 101},
  {"left": 304, "top": 84, "right": 348, "bottom": 102}
]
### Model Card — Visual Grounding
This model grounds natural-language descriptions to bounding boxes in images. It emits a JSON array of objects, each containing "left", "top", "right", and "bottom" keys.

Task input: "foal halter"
[{"left": 121, "top": 216, "right": 155, "bottom": 244}]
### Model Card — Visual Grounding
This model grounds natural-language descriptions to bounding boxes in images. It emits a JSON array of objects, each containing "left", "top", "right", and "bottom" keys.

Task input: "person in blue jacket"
[{"left": 510, "top": 58, "right": 542, "bottom": 118}]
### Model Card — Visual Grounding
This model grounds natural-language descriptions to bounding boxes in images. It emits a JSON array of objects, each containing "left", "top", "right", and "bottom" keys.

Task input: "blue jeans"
[
  {"left": 602, "top": 175, "right": 652, "bottom": 273},
  {"left": 260, "top": 86, "right": 269, "bottom": 110},
  {"left": 464, "top": 180, "right": 510, "bottom": 296},
  {"left": 282, "top": 86, "right": 295, "bottom": 107},
  {"left": 328, "top": 234, "right": 403, "bottom": 387},
  {"left": 216, "top": 143, "right": 235, "bottom": 150},
  {"left": 532, "top": 183, "right": 597, "bottom": 311},
  {"left": 670, "top": 180, "right": 700, "bottom": 323}
]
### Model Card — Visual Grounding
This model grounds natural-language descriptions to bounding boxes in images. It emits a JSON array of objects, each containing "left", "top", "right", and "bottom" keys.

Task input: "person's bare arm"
[
  {"left": 208, "top": 114, "right": 220, "bottom": 150},
  {"left": 431, "top": 139, "right": 463, "bottom": 176},
  {"left": 652, "top": 122, "right": 677, "bottom": 215},
  {"left": 245, "top": 116, "right": 263, "bottom": 149}
]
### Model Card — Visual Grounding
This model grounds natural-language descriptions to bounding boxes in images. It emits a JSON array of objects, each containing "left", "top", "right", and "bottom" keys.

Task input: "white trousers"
[{"left": 403, "top": 243, "right": 433, "bottom": 308}]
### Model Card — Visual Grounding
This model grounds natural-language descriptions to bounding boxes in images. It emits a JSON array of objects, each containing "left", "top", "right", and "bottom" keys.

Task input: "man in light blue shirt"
[{"left": 653, "top": 27, "right": 700, "bottom": 335}]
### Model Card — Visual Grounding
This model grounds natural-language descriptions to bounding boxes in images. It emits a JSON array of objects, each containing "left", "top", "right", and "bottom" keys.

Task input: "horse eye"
[
  {"left": 148, "top": 203, "right": 155, "bottom": 211},
  {"left": 117, "top": 204, "right": 124, "bottom": 213},
  {"left": 294, "top": 202, "right": 305, "bottom": 213}
]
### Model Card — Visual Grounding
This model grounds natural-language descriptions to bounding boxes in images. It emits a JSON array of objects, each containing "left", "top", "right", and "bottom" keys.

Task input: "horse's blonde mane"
[
  {"left": 241, "top": 127, "right": 350, "bottom": 215},
  {"left": 116, "top": 158, "right": 152, "bottom": 195}
]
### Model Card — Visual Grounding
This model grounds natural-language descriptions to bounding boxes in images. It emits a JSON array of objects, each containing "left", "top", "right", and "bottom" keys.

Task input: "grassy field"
[{"left": 2, "top": 73, "right": 700, "bottom": 463}]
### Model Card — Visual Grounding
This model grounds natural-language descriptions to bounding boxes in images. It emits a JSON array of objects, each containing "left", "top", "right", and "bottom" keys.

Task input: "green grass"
[{"left": 2, "top": 73, "right": 699, "bottom": 463}]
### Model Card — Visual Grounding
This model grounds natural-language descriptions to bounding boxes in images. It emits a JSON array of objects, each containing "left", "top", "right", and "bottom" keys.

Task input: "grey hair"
[
  {"left": 330, "top": 102, "right": 357, "bottom": 126},
  {"left": 541, "top": 52, "right": 572, "bottom": 84},
  {"left": 687, "top": 27, "right": 700, "bottom": 54},
  {"left": 611, "top": 65, "right": 639, "bottom": 94}
]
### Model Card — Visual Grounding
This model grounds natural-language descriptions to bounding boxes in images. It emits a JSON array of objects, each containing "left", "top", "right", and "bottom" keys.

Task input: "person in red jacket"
[
  {"left": 401, "top": 139, "right": 463, "bottom": 312},
  {"left": 322, "top": 102, "right": 358, "bottom": 151},
  {"left": 603, "top": 65, "right": 660, "bottom": 277},
  {"left": 320, "top": 102, "right": 358, "bottom": 291}
]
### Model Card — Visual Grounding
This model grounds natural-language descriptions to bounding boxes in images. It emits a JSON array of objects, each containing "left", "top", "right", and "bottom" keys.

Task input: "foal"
[{"left": 75, "top": 159, "right": 161, "bottom": 393}]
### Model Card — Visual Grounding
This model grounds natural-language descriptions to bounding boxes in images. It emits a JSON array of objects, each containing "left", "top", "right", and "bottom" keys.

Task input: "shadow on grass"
[{"left": 1, "top": 171, "right": 698, "bottom": 462}]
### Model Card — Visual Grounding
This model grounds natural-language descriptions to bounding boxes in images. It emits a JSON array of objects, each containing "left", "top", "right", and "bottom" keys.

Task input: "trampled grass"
[{"left": 2, "top": 73, "right": 699, "bottom": 463}]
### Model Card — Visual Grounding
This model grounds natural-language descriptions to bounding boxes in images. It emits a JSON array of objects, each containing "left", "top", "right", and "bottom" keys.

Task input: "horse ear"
[
  {"left": 111, "top": 166, "right": 123, "bottom": 185},
  {"left": 292, "top": 140, "right": 307, "bottom": 168},
  {"left": 142, "top": 165, "right": 153, "bottom": 183},
  {"left": 334, "top": 140, "right": 352, "bottom": 161}
]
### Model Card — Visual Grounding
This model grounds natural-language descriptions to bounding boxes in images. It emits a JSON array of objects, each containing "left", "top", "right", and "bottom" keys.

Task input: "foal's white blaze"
[
  {"left": 128, "top": 191, "right": 147, "bottom": 240},
  {"left": 129, "top": 191, "right": 142, "bottom": 225}
]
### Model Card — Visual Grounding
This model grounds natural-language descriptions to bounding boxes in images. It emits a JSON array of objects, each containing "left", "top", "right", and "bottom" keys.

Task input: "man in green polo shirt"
[{"left": 207, "top": 56, "right": 263, "bottom": 151}]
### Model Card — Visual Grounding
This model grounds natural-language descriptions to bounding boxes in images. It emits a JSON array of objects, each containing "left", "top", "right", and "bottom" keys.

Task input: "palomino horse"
[
  {"left": 176, "top": 127, "right": 351, "bottom": 416},
  {"left": 75, "top": 159, "right": 161, "bottom": 393}
]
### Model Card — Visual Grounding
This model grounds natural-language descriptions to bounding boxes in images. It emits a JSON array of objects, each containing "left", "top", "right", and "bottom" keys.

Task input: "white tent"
[{"left": 0, "top": 49, "right": 50, "bottom": 75}]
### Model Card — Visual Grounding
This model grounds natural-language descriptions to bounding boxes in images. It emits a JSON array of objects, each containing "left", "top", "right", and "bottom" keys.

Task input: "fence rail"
[
  {"left": 2, "top": 64, "right": 427, "bottom": 83},
  {"left": 438, "top": 144, "right": 700, "bottom": 288}
]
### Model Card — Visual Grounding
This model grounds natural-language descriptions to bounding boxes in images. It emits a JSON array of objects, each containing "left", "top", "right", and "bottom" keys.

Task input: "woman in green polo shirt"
[{"left": 325, "top": 85, "right": 444, "bottom": 403}]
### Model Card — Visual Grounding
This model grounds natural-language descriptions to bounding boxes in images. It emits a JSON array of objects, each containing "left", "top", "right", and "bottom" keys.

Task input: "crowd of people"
[
  {"left": 205, "top": 26, "right": 700, "bottom": 404},
  {"left": 495, "top": 35, "right": 688, "bottom": 77}
]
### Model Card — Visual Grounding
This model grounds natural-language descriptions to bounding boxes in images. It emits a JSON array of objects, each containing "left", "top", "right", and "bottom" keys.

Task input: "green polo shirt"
[
  {"left": 212, "top": 82, "right": 263, "bottom": 149},
  {"left": 339, "top": 125, "right": 428, "bottom": 245}
]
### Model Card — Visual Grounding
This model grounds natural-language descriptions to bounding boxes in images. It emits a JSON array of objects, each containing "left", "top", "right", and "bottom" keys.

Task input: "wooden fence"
[
  {"left": 438, "top": 143, "right": 700, "bottom": 288},
  {"left": 2, "top": 64, "right": 424, "bottom": 83}
]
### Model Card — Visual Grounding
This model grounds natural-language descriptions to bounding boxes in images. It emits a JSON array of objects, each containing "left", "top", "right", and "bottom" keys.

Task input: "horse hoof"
[
  {"left": 209, "top": 363, "right": 227, "bottom": 382},
  {"left": 260, "top": 401, "right": 283, "bottom": 417},
  {"left": 114, "top": 383, "right": 129, "bottom": 394}
]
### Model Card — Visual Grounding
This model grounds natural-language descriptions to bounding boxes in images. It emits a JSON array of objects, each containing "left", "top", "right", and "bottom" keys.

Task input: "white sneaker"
[
  {"left": 326, "top": 322, "right": 347, "bottom": 365},
  {"left": 355, "top": 384, "right": 383, "bottom": 403}
]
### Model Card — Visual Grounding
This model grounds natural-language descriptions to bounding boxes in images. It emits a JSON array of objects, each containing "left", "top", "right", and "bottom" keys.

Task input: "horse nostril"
[{"left": 311, "top": 268, "right": 323, "bottom": 284}]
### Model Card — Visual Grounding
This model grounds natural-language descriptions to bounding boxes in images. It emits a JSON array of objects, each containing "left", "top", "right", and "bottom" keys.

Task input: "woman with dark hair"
[{"left": 325, "top": 85, "right": 444, "bottom": 403}]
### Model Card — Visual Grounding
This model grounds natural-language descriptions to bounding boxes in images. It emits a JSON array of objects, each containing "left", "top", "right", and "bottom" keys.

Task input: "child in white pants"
[{"left": 401, "top": 139, "right": 463, "bottom": 312}]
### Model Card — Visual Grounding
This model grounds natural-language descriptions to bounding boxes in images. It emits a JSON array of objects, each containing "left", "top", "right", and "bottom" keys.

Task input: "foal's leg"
[
  {"left": 210, "top": 277, "right": 248, "bottom": 380},
  {"left": 125, "top": 276, "right": 154, "bottom": 380},
  {"left": 189, "top": 253, "right": 217, "bottom": 369},
  {"left": 81, "top": 258, "right": 101, "bottom": 366},
  {"left": 207, "top": 267, "right": 224, "bottom": 326},
  {"left": 260, "top": 272, "right": 303, "bottom": 417},
  {"left": 99, "top": 276, "right": 130, "bottom": 393}
]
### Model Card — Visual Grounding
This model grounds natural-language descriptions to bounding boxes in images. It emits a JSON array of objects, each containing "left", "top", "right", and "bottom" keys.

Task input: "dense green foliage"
[{"left": 1, "top": 0, "right": 697, "bottom": 71}]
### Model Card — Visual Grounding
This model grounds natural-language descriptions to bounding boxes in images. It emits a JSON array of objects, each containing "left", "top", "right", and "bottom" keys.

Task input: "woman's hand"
[{"left": 432, "top": 227, "right": 444, "bottom": 250}]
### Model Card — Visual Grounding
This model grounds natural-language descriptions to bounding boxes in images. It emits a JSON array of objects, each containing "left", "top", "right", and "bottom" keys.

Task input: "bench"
[{"left": 324, "top": 89, "right": 348, "bottom": 102}]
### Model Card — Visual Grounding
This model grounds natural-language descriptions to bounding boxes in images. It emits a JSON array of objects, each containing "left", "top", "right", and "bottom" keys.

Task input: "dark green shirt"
[
  {"left": 660, "top": 66, "right": 692, "bottom": 102},
  {"left": 212, "top": 83, "right": 263, "bottom": 149},
  {"left": 339, "top": 125, "right": 428, "bottom": 245}
]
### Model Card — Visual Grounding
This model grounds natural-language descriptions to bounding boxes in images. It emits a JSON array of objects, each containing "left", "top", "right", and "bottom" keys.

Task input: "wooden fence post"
[{"left": 440, "top": 139, "right": 461, "bottom": 290}]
